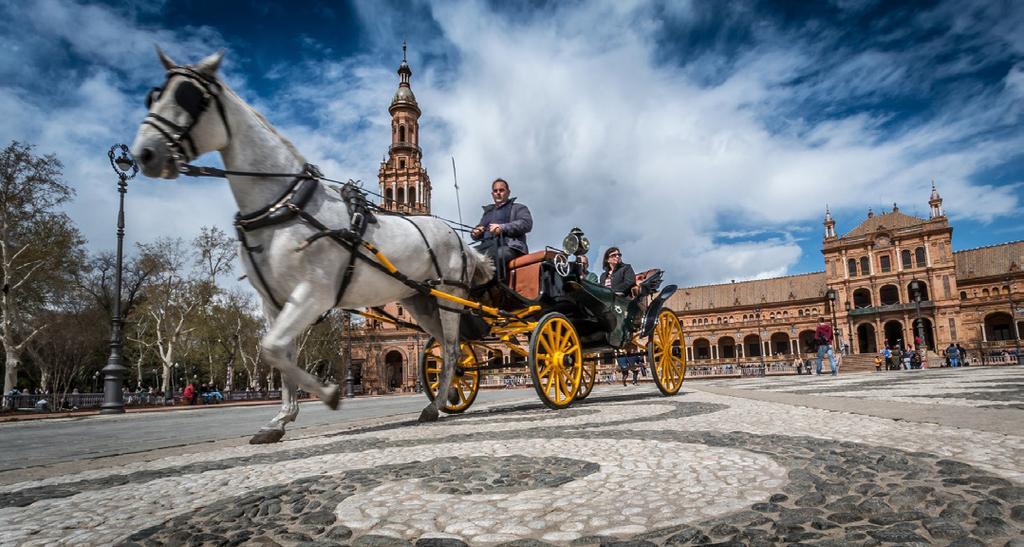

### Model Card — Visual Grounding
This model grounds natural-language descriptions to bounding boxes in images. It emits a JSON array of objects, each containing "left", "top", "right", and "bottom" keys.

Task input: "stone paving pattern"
[{"left": 0, "top": 367, "right": 1021, "bottom": 546}]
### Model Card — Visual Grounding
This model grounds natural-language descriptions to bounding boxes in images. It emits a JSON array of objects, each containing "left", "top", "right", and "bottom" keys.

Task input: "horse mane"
[{"left": 216, "top": 75, "right": 307, "bottom": 164}]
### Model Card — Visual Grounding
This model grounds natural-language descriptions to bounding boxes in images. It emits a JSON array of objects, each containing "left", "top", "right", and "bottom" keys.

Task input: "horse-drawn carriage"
[
  {"left": 364, "top": 228, "right": 687, "bottom": 413},
  {"left": 131, "top": 49, "right": 687, "bottom": 442}
]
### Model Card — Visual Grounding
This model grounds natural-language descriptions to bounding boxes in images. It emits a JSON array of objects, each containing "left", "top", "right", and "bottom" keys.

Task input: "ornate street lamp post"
[
  {"left": 754, "top": 304, "right": 765, "bottom": 369},
  {"left": 1006, "top": 275, "right": 1021, "bottom": 365},
  {"left": 910, "top": 279, "right": 926, "bottom": 352},
  {"left": 100, "top": 144, "right": 137, "bottom": 414},
  {"left": 826, "top": 289, "right": 839, "bottom": 354},
  {"left": 845, "top": 301, "right": 854, "bottom": 354}
]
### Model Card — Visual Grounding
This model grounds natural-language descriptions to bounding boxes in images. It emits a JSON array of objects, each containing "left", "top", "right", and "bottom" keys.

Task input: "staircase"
[
  {"left": 839, "top": 353, "right": 880, "bottom": 373},
  {"left": 840, "top": 351, "right": 944, "bottom": 372}
]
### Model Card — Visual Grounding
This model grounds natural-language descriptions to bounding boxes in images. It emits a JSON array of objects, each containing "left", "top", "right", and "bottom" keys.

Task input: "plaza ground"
[{"left": 0, "top": 366, "right": 1021, "bottom": 545}]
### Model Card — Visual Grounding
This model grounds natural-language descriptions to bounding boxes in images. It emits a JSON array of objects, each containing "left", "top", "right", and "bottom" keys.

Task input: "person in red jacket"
[
  {"left": 814, "top": 317, "right": 838, "bottom": 376},
  {"left": 182, "top": 382, "right": 197, "bottom": 405}
]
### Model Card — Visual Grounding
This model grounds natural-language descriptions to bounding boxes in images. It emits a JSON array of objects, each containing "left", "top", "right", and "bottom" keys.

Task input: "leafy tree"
[{"left": 1, "top": 141, "right": 85, "bottom": 394}]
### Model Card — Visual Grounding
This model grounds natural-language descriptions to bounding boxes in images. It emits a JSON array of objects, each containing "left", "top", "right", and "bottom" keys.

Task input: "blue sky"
[{"left": 1, "top": 0, "right": 1022, "bottom": 287}]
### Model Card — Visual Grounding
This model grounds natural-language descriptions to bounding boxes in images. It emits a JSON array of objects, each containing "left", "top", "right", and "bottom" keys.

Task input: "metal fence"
[{"left": 1, "top": 390, "right": 301, "bottom": 413}]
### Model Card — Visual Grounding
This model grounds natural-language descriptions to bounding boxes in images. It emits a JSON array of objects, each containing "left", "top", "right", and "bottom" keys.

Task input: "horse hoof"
[
  {"left": 418, "top": 405, "right": 439, "bottom": 423},
  {"left": 323, "top": 385, "right": 341, "bottom": 410},
  {"left": 447, "top": 387, "right": 460, "bottom": 406},
  {"left": 249, "top": 429, "right": 285, "bottom": 444}
]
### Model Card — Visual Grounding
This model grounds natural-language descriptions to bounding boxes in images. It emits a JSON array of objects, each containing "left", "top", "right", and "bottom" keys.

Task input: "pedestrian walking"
[{"left": 814, "top": 317, "right": 838, "bottom": 376}]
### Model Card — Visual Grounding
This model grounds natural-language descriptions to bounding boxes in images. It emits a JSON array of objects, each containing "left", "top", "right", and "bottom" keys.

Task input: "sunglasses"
[{"left": 609, "top": 253, "right": 621, "bottom": 258}]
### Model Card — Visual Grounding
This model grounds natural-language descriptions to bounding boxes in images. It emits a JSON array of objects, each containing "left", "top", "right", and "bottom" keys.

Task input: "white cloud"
[{"left": 2, "top": 0, "right": 1021, "bottom": 292}]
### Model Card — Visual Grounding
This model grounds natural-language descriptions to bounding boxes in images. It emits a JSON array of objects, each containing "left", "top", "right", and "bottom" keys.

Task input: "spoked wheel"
[
  {"left": 576, "top": 359, "right": 597, "bottom": 400},
  {"left": 647, "top": 308, "right": 686, "bottom": 395},
  {"left": 420, "top": 337, "right": 480, "bottom": 414},
  {"left": 528, "top": 312, "right": 583, "bottom": 409}
]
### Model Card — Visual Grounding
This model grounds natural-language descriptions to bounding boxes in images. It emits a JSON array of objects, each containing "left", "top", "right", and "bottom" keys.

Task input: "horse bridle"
[{"left": 142, "top": 66, "right": 232, "bottom": 169}]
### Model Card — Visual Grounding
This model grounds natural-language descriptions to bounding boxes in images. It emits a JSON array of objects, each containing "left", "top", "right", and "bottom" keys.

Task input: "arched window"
[
  {"left": 879, "top": 255, "right": 891, "bottom": 272},
  {"left": 783, "top": 311, "right": 789, "bottom": 317},
  {"left": 993, "top": 287, "right": 1001, "bottom": 296},
  {"left": 915, "top": 247, "right": 926, "bottom": 267},
  {"left": 385, "top": 188, "right": 393, "bottom": 203},
  {"left": 983, "top": 288, "right": 990, "bottom": 297},
  {"left": 769, "top": 312, "right": 776, "bottom": 320},
  {"left": 853, "top": 288, "right": 872, "bottom": 308},
  {"left": 901, "top": 249, "right": 912, "bottom": 268},
  {"left": 399, "top": 125, "right": 406, "bottom": 142},
  {"left": 960, "top": 291, "right": 967, "bottom": 300},
  {"left": 847, "top": 258, "right": 857, "bottom": 276},
  {"left": 798, "top": 309, "right": 803, "bottom": 316},
  {"left": 860, "top": 256, "right": 870, "bottom": 275},
  {"left": 396, "top": 187, "right": 405, "bottom": 205},
  {"left": 879, "top": 284, "right": 900, "bottom": 306}
]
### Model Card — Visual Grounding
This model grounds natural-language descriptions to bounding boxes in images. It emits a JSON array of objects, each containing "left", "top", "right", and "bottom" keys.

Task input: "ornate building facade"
[{"left": 668, "top": 186, "right": 1023, "bottom": 368}]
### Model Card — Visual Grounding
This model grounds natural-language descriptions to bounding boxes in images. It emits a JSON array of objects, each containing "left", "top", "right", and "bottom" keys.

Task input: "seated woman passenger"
[{"left": 599, "top": 247, "right": 637, "bottom": 296}]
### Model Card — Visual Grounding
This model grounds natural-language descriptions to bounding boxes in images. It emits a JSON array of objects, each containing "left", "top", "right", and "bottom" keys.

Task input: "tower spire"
[
  {"left": 379, "top": 44, "right": 430, "bottom": 215},
  {"left": 929, "top": 180, "right": 944, "bottom": 218},
  {"left": 823, "top": 204, "right": 836, "bottom": 239}
]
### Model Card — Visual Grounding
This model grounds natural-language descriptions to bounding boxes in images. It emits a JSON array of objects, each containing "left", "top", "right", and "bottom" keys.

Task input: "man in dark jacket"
[{"left": 471, "top": 178, "right": 533, "bottom": 279}]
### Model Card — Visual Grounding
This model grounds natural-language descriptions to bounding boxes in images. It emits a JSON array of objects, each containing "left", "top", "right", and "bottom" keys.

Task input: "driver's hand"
[
  {"left": 488, "top": 223, "right": 503, "bottom": 235},
  {"left": 471, "top": 225, "right": 484, "bottom": 238}
]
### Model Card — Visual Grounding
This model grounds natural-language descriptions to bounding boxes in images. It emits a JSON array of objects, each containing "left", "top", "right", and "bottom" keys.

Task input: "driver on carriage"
[{"left": 470, "top": 178, "right": 533, "bottom": 280}]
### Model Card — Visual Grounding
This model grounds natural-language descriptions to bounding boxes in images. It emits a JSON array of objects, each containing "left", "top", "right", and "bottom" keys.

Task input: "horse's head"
[{"left": 131, "top": 48, "right": 231, "bottom": 179}]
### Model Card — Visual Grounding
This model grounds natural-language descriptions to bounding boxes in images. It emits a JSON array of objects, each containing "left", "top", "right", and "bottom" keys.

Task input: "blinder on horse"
[{"left": 142, "top": 66, "right": 230, "bottom": 164}]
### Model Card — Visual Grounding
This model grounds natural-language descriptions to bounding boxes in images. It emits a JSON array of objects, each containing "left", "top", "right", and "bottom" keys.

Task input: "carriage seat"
[
  {"left": 507, "top": 250, "right": 558, "bottom": 300},
  {"left": 635, "top": 269, "right": 657, "bottom": 285}
]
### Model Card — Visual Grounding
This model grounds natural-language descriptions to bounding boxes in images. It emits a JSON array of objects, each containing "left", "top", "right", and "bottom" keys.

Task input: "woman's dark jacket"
[{"left": 599, "top": 263, "right": 637, "bottom": 295}]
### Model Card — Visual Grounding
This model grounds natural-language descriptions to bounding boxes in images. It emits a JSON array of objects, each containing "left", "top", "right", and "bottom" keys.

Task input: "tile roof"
[
  {"left": 954, "top": 240, "right": 1024, "bottom": 281},
  {"left": 668, "top": 271, "right": 827, "bottom": 313},
  {"left": 842, "top": 210, "right": 928, "bottom": 238}
]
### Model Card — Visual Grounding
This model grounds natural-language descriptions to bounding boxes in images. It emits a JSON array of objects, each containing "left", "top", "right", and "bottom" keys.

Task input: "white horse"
[{"left": 130, "top": 49, "right": 493, "bottom": 444}]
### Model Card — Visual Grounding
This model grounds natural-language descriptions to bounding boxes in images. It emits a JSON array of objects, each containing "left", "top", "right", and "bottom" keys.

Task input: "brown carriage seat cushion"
[
  {"left": 630, "top": 268, "right": 655, "bottom": 284},
  {"left": 508, "top": 250, "right": 557, "bottom": 300}
]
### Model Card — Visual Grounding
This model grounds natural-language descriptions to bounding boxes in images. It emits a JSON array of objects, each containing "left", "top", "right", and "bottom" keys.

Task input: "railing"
[
  {"left": 1, "top": 390, "right": 301, "bottom": 413},
  {"left": 848, "top": 301, "right": 935, "bottom": 316},
  {"left": 981, "top": 354, "right": 1021, "bottom": 366}
]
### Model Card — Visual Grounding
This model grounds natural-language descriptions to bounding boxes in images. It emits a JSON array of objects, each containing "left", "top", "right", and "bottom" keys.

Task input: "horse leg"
[
  {"left": 249, "top": 283, "right": 340, "bottom": 444},
  {"left": 418, "top": 305, "right": 462, "bottom": 423},
  {"left": 250, "top": 366, "right": 301, "bottom": 444}
]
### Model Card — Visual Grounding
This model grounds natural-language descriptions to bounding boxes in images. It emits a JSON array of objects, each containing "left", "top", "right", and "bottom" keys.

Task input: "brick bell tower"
[{"left": 378, "top": 42, "right": 431, "bottom": 214}]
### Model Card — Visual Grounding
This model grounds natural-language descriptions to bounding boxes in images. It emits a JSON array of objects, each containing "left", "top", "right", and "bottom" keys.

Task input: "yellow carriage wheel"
[
  {"left": 647, "top": 309, "right": 686, "bottom": 395},
  {"left": 528, "top": 313, "right": 583, "bottom": 409},
  {"left": 419, "top": 337, "right": 480, "bottom": 414},
  {"left": 576, "top": 360, "right": 597, "bottom": 400}
]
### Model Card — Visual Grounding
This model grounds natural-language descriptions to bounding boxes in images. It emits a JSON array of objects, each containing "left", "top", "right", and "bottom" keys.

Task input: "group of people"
[
  {"left": 470, "top": 178, "right": 637, "bottom": 295},
  {"left": 616, "top": 354, "right": 648, "bottom": 386},
  {"left": 181, "top": 382, "right": 224, "bottom": 405}
]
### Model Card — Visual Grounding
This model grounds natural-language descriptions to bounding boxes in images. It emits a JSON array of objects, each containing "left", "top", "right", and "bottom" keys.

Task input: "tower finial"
[{"left": 402, "top": 38, "right": 407, "bottom": 62}]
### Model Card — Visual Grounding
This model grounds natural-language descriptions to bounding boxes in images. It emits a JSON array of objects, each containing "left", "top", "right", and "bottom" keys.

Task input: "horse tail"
[{"left": 466, "top": 245, "right": 496, "bottom": 286}]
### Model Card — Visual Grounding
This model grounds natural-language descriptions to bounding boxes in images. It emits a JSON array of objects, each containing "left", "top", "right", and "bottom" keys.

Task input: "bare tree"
[{"left": 1, "top": 141, "right": 84, "bottom": 394}]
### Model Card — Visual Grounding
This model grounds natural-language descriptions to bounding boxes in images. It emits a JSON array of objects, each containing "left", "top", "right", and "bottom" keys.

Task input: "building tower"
[
  {"left": 378, "top": 42, "right": 431, "bottom": 214},
  {"left": 823, "top": 205, "right": 836, "bottom": 240},
  {"left": 929, "top": 181, "right": 944, "bottom": 218}
]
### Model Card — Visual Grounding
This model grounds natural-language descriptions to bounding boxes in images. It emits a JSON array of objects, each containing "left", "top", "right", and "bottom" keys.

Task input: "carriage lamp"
[
  {"left": 99, "top": 144, "right": 138, "bottom": 415},
  {"left": 562, "top": 227, "right": 589, "bottom": 256}
]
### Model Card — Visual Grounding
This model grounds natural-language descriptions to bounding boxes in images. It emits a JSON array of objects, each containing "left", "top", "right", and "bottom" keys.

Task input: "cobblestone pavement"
[
  {"left": 702, "top": 365, "right": 1024, "bottom": 409},
  {"left": 0, "top": 367, "right": 1021, "bottom": 546}
]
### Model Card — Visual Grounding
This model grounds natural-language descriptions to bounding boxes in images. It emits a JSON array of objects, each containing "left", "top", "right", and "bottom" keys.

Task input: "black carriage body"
[{"left": 465, "top": 248, "right": 673, "bottom": 353}]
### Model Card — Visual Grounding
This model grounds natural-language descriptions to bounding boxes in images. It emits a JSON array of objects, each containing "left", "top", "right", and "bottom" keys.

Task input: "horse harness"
[{"left": 178, "top": 163, "right": 471, "bottom": 314}]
